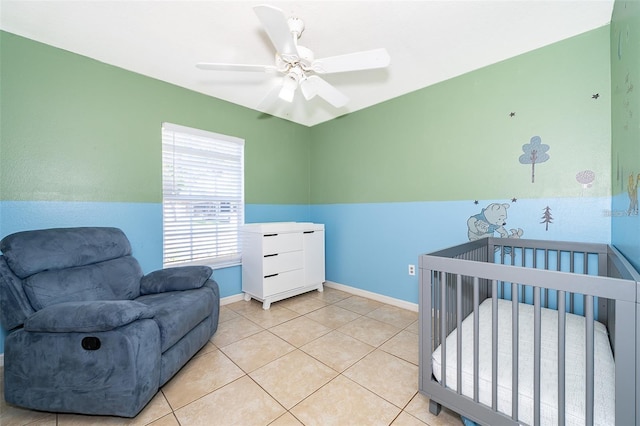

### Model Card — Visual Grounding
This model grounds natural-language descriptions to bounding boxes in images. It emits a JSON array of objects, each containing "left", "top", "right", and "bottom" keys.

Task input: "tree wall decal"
[
  {"left": 519, "top": 136, "right": 550, "bottom": 183},
  {"left": 540, "top": 206, "right": 553, "bottom": 231}
]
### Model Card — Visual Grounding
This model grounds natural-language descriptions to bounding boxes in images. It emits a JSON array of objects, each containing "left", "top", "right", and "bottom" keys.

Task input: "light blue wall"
[
  {"left": 311, "top": 197, "right": 611, "bottom": 303},
  {"left": 611, "top": 193, "right": 640, "bottom": 269},
  {"left": 0, "top": 201, "right": 310, "bottom": 283}
]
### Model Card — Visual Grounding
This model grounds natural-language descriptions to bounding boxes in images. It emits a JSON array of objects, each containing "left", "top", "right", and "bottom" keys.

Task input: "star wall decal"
[
  {"left": 509, "top": 112, "right": 516, "bottom": 117},
  {"left": 592, "top": 93, "right": 600, "bottom": 99},
  {"left": 474, "top": 200, "right": 479, "bottom": 205},
  {"left": 512, "top": 197, "right": 517, "bottom": 202}
]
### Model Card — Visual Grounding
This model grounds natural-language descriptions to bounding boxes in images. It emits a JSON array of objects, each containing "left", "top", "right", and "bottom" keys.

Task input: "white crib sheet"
[{"left": 432, "top": 298, "right": 615, "bottom": 426}]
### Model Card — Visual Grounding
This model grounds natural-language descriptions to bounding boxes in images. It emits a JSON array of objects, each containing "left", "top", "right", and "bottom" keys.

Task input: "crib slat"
[
  {"left": 570, "top": 250, "right": 575, "bottom": 272},
  {"left": 440, "top": 272, "right": 447, "bottom": 388},
  {"left": 491, "top": 281, "right": 498, "bottom": 412},
  {"left": 558, "top": 290, "right": 566, "bottom": 426},
  {"left": 449, "top": 275, "right": 455, "bottom": 343},
  {"left": 520, "top": 250, "right": 526, "bottom": 305},
  {"left": 543, "top": 249, "right": 549, "bottom": 308},
  {"left": 511, "top": 282, "right": 519, "bottom": 421},
  {"left": 534, "top": 287, "right": 541, "bottom": 426},
  {"left": 433, "top": 271, "right": 441, "bottom": 350},
  {"left": 473, "top": 276, "right": 480, "bottom": 402},
  {"left": 456, "top": 274, "right": 462, "bottom": 394},
  {"left": 432, "top": 272, "right": 438, "bottom": 348},
  {"left": 569, "top": 252, "right": 575, "bottom": 313},
  {"left": 424, "top": 269, "right": 434, "bottom": 395},
  {"left": 585, "top": 294, "right": 595, "bottom": 426}
]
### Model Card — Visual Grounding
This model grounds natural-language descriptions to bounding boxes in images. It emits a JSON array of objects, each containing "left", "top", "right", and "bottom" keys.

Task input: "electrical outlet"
[{"left": 408, "top": 264, "right": 415, "bottom": 276}]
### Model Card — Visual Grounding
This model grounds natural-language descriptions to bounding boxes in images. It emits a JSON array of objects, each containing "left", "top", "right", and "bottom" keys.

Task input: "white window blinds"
[{"left": 162, "top": 122, "right": 244, "bottom": 268}]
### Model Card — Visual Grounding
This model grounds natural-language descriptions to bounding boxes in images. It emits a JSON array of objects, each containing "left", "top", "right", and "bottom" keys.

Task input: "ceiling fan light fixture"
[{"left": 278, "top": 66, "right": 305, "bottom": 102}]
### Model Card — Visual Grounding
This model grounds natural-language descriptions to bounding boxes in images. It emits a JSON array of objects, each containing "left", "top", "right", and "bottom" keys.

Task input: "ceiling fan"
[{"left": 196, "top": 4, "right": 390, "bottom": 109}]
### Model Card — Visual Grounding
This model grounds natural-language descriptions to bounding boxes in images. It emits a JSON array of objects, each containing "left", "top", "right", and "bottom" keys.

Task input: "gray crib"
[{"left": 419, "top": 237, "right": 639, "bottom": 426}]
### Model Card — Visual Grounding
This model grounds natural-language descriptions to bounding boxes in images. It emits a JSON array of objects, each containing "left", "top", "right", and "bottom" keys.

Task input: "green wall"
[
  {"left": 0, "top": 31, "right": 312, "bottom": 205},
  {"left": 310, "top": 26, "right": 611, "bottom": 204}
]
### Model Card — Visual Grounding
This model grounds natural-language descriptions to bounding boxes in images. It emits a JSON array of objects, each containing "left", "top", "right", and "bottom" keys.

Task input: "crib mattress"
[{"left": 432, "top": 298, "right": 615, "bottom": 426}]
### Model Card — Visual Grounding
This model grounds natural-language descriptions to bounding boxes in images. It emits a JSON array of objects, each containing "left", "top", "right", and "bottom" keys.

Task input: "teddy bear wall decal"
[{"left": 467, "top": 202, "right": 524, "bottom": 241}]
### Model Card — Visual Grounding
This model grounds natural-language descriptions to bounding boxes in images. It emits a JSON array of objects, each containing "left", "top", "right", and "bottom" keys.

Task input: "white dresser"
[{"left": 242, "top": 222, "right": 325, "bottom": 309}]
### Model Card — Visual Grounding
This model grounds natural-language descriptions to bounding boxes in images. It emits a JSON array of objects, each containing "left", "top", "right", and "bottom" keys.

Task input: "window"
[{"left": 162, "top": 123, "right": 244, "bottom": 268}]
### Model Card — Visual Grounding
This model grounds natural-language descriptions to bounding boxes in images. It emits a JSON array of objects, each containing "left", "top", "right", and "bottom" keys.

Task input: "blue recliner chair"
[{"left": 0, "top": 227, "right": 220, "bottom": 417}]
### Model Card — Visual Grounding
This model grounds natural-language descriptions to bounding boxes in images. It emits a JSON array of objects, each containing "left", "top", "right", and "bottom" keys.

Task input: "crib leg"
[{"left": 429, "top": 399, "right": 442, "bottom": 416}]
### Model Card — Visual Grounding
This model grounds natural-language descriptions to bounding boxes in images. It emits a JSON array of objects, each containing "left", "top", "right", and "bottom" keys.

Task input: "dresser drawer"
[
  {"left": 262, "top": 232, "right": 302, "bottom": 255},
  {"left": 263, "top": 250, "right": 303, "bottom": 276},
  {"left": 263, "top": 269, "right": 304, "bottom": 296}
]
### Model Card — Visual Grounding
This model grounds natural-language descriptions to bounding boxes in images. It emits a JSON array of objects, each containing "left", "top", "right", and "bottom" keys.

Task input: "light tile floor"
[{"left": 1, "top": 287, "right": 463, "bottom": 426}]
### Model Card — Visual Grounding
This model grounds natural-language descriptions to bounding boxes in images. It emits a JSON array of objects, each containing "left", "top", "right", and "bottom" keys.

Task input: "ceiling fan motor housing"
[{"left": 295, "top": 46, "right": 314, "bottom": 69}]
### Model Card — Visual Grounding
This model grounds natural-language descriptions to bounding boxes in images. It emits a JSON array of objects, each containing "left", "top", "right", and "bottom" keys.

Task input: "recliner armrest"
[
  {"left": 24, "top": 300, "right": 154, "bottom": 333},
  {"left": 140, "top": 266, "right": 212, "bottom": 295}
]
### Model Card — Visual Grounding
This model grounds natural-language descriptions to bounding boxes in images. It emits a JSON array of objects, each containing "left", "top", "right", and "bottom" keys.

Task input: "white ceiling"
[{"left": 0, "top": 0, "right": 614, "bottom": 127}]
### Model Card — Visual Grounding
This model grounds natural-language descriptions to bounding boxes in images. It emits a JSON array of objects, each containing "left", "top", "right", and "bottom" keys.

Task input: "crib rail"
[{"left": 419, "top": 238, "right": 639, "bottom": 426}]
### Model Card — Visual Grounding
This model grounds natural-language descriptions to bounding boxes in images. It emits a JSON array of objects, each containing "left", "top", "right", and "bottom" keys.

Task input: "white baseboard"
[
  {"left": 220, "top": 293, "right": 245, "bottom": 306},
  {"left": 221, "top": 282, "right": 418, "bottom": 312},
  {"left": 324, "top": 281, "right": 418, "bottom": 312},
  {"left": 0, "top": 353, "right": 3, "bottom": 367}
]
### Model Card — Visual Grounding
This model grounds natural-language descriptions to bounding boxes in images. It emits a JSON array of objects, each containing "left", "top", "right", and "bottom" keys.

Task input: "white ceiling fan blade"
[
  {"left": 253, "top": 4, "right": 299, "bottom": 60},
  {"left": 304, "top": 75, "right": 349, "bottom": 108},
  {"left": 256, "top": 82, "right": 284, "bottom": 111},
  {"left": 312, "top": 48, "right": 390, "bottom": 74},
  {"left": 299, "top": 78, "right": 317, "bottom": 100},
  {"left": 196, "top": 62, "right": 277, "bottom": 73}
]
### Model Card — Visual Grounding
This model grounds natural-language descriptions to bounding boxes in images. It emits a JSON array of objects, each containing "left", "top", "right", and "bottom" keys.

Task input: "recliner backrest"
[
  {"left": 0, "top": 256, "right": 35, "bottom": 329},
  {"left": 0, "top": 227, "right": 143, "bottom": 325}
]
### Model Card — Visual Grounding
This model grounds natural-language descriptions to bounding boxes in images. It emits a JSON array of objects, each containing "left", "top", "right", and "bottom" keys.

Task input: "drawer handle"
[
  {"left": 303, "top": 231, "right": 315, "bottom": 234},
  {"left": 264, "top": 233, "right": 278, "bottom": 237},
  {"left": 264, "top": 273, "right": 279, "bottom": 278},
  {"left": 264, "top": 253, "right": 279, "bottom": 258}
]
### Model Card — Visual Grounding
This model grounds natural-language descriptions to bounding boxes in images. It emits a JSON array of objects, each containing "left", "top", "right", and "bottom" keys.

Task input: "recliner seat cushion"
[
  {"left": 23, "top": 256, "right": 142, "bottom": 310},
  {"left": 136, "top": 286, "right": 215, "bottom": 352},
  {"left": 25, "top": 300, "right": 154, "bottom": 333}
]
